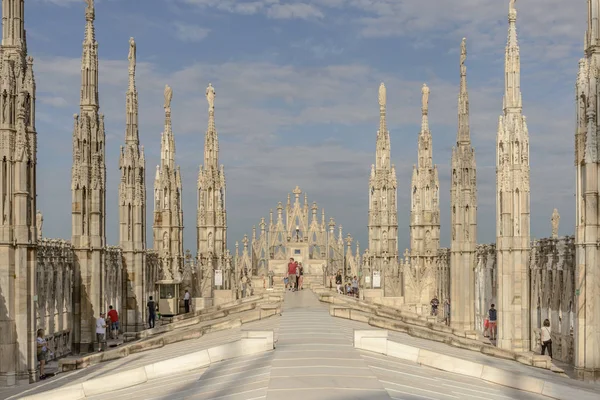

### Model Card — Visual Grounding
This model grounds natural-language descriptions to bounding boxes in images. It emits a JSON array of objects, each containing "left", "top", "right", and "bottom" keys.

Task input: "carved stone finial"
[
  {"left": 421, "top": 83, "right": 430, "bottom": 115},
  {"left": 164, "top": 84, "right": 172, "bottom": 109},
  {"left": 292, "top": 186, "right": 301, "bottom": 199},
  {"left": 206, "top": 83, "right": 215, "bottom": 110},
  {"left": 378, "top": 83, "right": 386, "bottom": 109},
  {"left": 551, "top": 208, "right": 560, "bottom": 238}
]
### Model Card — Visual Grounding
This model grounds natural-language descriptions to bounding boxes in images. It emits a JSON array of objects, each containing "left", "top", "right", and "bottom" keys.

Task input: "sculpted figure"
[
  {"left": 206, "top": 83, "right": 215, "bottom": 110},
  {"left": 36, "top": 210, "right": 43, "bottom": 240},
  {"left": 551, "top": 208, "right": 560, "bottom": 238},
  {"left": 128, "top": 37, "right": 136, "bottom": 66},
  {"left": 378, "top": 83, "right": 386, "bottom": 109},
  {"left": 460, "top": 38, "right": 467, "bottom": 67},
  {"left": 421, "top": 84, "right": 430, "bottom": 114},
  {"left": 85, "top": 0, "right": 93, "bottom": 10},
  {"left": 509, "top": 0, "right": 516, "bottom": 11},
  {"left": 164, "top": 84, "right": 172, "bottom": 109}
]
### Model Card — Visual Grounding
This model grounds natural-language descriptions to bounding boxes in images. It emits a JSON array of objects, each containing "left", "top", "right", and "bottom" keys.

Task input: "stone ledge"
[
  {"left": 58, "top": 302, "right": 281, "bottom": 372},
  {"left": 21, "top": 331, "right": 275, "bottom": 400},
  {"left": 324, "top": 293, "right": 557, "bottom": 372},
  {"left": 353, "top": 333, "right": 600, "bottom": 400}
]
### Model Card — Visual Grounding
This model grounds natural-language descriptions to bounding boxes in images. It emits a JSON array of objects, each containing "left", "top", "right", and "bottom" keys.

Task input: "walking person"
[
  {"left": 147, "top": 296, "right": 156, "bottom": 329},
  {"left": 36, "top": 329, "right": 48, "bottom": 380},
  {"left": 184, "top": 289, "right": 190, "bottom": 313},
  {"left": 298, "top": 262, "right": 304, "bottom": 290},
  {"left": 96, "top": 312, "right": 107, "bottom": 352},
  {"left": 287, "top": 258, "right": 297, "bottom": 292},
  {"left": 430, "top": 296, "right": 439, "bottom": 316},
  {"left": 444, "top": 299, "right": 451, "bottom": 326},
  {"left": 107, "top": 305, "right": 119, "bottom": 339},
  {"left": 488, "top": 304, "right": 497, "bottom": 341},
  {"left": 352, "top": 276, "right": 359, "bottom": 297},
  {"left": 335, "top": 270, "right": 343, "bottom": 294},
  {"left": 541, "top": 319, "right": 553, "bottom": 358}
]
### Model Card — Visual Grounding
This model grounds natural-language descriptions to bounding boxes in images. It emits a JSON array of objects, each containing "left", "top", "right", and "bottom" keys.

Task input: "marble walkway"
[{"left": 0, "top": 290, "right": 584, "bottom": 400}]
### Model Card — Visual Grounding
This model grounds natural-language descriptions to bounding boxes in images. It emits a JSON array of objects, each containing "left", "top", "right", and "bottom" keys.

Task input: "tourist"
[
  {"left": 287, "top": 258, "right": 297, "bottom": 292},
  {"left": 298, "top": 262, "right": 304, "bottom": 290},
  {"left": 430, "top": 296, "right": 439, "bottom": 316},
  {"left": 147, "top": 296, "right": 156, "bottom": 329},
  {"left": 36, "top": 329, "right": 48, "bottom": 380},
  {"left": 352, "top": 276, "right": 359, "bottom": 297},
  {"left": 96, "top": 312, "right": 107, "bottom": 352},
  {"left": 107, "top": 305, "right": 119, "bottom": 339},
  {"left": 335, "top": 270, "right": 343, "bottom": 294},
  {"left": 541, "top": 319, "right": 553, "bottom": 358},
  {"left": 184, "top": 289, "right": 190, "bottom": 313},
  {"left": 483, "top": 317, "right": 490, "bottom": 337},
  {"left": 488, "top": 304, "right": 497, "bottom": 341},
  {"left": 444, "top": 299, "right": 451, "bottom": 326}
]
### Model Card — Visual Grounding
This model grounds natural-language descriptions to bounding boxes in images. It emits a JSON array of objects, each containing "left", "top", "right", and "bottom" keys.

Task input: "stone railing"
[{"left": 36, "top": 238, "right": 74, "bottom": 360}]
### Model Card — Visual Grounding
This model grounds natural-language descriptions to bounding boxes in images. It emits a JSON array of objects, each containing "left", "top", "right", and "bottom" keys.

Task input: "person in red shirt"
[
  {"left": 107, "top": 305, "right": 119, "bottom": 340},
  {"left": 287, "top": 258, "right": 298, "bottom": 292}
]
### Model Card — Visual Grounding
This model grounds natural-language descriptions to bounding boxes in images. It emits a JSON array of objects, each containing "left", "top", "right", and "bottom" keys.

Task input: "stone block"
[
  {"left": 481, "top": 365, "right": 544, "bottom": 393},
  {"left": 240, "top": 309, "right": 261, "bottom": 323},
  {"left": 332, "top": 307, "right": 350, "bottom": 319},
  {"left": 354, "top": 330, "right": 388, "bottom": 354},
  {"left": 145, "top": 349, "right": 211, "bottom": 380},
  {"left": 242, "top": 330, "right": 274, "bottom": 348},
  {"left": 208, "top": 340, "right": 244, "bottom": 363},
  {"left": 417, "top": 349, "right": 483, "bottom": 378},
  {"left": 82, "top": 366, "right": 147, "bottom": 397},
  {"left": 541, "top": 381, "right": 600, "bottom": 400},
  {"left": 386, "top": 341, "right": 419, "bottom": 363},
  {"left": 20, "top": 384, "right": 85, "bottom": 400}
]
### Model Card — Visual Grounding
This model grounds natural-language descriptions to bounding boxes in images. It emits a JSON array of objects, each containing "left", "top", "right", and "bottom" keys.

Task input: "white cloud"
[{"left": 173, "top": 22, "right": 210, "bottom": 42}]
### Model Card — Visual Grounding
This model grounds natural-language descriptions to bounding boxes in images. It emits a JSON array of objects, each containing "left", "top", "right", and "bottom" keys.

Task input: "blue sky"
[{"left": 29, "top": 0, "right": 582, "bottom": 252}]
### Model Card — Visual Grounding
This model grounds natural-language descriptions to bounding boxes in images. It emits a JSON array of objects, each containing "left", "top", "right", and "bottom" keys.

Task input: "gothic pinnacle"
[
  {"left": 421, "top": 83, "right": 430, "bottom": 131},
  {"left": 458, "top": 38, "right": 471, "bottom": 144}
]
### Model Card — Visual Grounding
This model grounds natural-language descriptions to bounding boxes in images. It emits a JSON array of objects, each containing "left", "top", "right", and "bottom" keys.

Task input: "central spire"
[
  {"left": 458, "top": 38, "right": 471, "bottom": 143},
  {"left": 503, "top": 0, "right": 522, "bottom": 112},
  {"left": 125, "top": 37, "right": 138, "bottom": 145}
]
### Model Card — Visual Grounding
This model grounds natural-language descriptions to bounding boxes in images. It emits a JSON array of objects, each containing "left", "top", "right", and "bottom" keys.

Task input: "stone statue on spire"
[
  {"left": 460, "top": 38, "right": 467, "bottom": 67},
  {"left": 378, "top": 83, "right": 386, "bottom": 109},
  {"left": 164, "top": 84, "right": 172, "bottom": 109},
  {"left": 206, "top": 83, "right": 215, "bottom": 110},
  {"left": 421, "top": 83, "right": 430, "bottom": 114},
  {"left": 85, "top": 0, "right": 94, "bottom": 16},
  {"left": 509, "top": 0, "right": 516, "bottom": 11},
  {"left": 128, "top": 37, "right": 136, "bottom": 67}
]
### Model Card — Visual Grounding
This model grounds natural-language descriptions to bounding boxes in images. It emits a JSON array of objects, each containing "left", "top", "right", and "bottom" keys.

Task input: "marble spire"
[
  {"left": 197, "top": 83, "right": 227, "bottom": 297},
  {"left": 496, "top": 0, "right": 531, "bottom": 352},
  {"left": 119, "top": 37, "right": 147, "bottom": 332},
  {"left": 0, "top": 0, "right": 38, "bottom": 385},
  {"left": 450, "top": 37, "right": 477, "bottom": 332},
  {"left": 71, "top": 0, "right": 107, "bottom": 353},
  {"left": 368, "top": 83, "right": 398, "bottom": 293},
  {"left": 153, "top": 85, "right": 184, "bottom": 283},
  {"left": 573, "top": 0, "right": 600, "bottom": 380}
]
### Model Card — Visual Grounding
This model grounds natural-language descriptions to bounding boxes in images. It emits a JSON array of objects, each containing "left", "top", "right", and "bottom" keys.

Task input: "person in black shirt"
[
  {"left": 488, "top": 304, "right": 497, "bottom": 341},
  {"left": 147, "top": 296, "right": 156, "bottom": 329},
  {"left": 335, "top": 271, "right": 343, "bottom": 294}
]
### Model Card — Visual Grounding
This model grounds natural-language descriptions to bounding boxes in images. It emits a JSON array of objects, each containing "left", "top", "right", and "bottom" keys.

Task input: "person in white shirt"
[
  {"left": 541, "top": 318, "right": 553, "bottom": 358},
  {"left": 184, "top": 289, "right": 191, "bottom": 313},
  {"left": 96, "top": 312, "right": 107, "bottom": 352},
  {"left": 36, "top": 329, "right": 48, "bottom": 380}
]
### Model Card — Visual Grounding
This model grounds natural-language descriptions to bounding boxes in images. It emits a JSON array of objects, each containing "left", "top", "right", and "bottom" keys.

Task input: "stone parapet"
[
  {"left": 22, "top": 330, "right": 274, "bottom": 400},
  {"left": 320, "top": 292, "right": 560, "bottom": 372},
  {"left": 58, "top": 297, "right": 281, "bottom": 372},
  {"left": 354, "top": 332, "right": 600, "bottom": 400}
]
